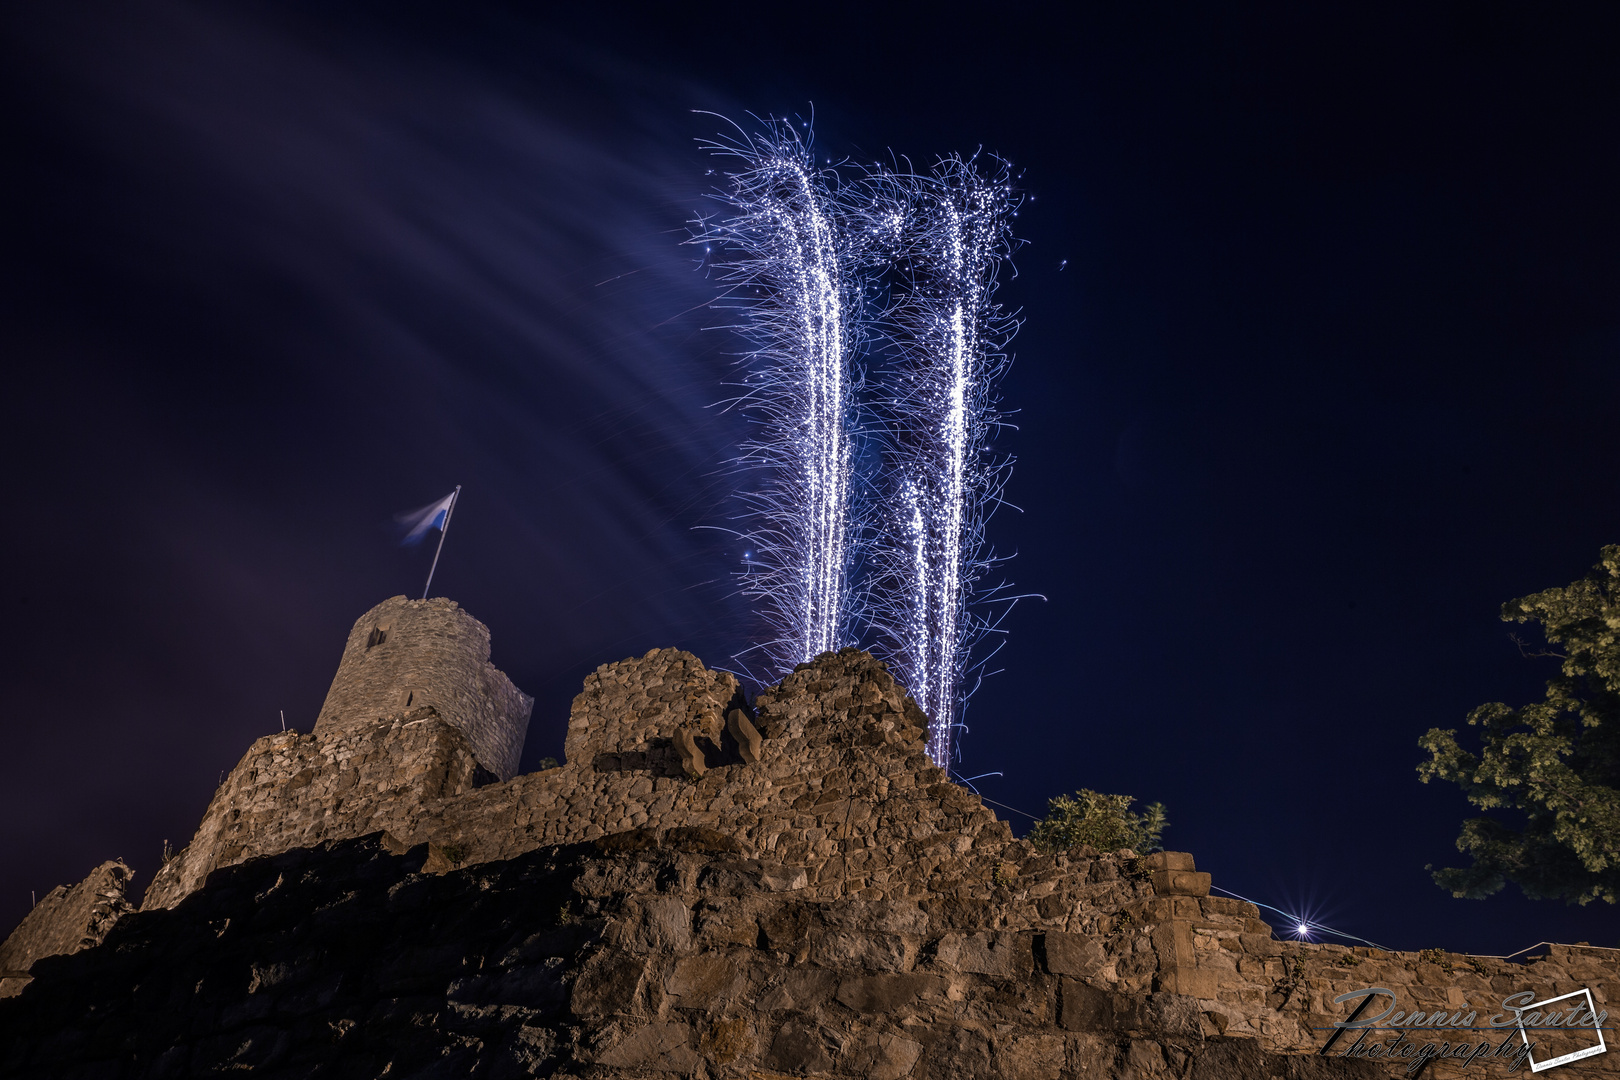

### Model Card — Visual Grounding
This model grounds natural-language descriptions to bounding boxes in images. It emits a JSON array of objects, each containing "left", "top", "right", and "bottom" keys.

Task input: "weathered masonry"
[
  {"left": 315, "top": 595, "right": 532, "bottom": 782},
  {"left": 2, "top": 600, "right": 1614, "bottom": 1078}
]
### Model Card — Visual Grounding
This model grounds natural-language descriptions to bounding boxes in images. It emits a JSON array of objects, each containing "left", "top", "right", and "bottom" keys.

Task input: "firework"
[
  {"left": 867, "top": 155, "right": 1023, "bottom": 767},
  {"left": 694, "top": 121, "right": 1026, "bottom": 770},
  {"left": 693, "top": 119, "right": 872, "bottom": 672}
]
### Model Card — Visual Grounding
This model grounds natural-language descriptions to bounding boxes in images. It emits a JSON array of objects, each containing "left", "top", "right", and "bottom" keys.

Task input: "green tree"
[
  {"left": 1027, "top": 789, "right": 1168, "bottom": 855},
  {"left": 1418, "top": 545, "right": 1620, "bottom": 904}
]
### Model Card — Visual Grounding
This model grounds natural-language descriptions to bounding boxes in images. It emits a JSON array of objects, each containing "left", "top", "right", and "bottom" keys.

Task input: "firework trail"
[
  {"left": 692, "top": 118, "right": 873, "bottom": 672},
  {"left": 692, "top": 121, "right": 1025, "bottom": 767},
  {"left": 869, "top": 155, "right": 1023, "bottom": 768}
]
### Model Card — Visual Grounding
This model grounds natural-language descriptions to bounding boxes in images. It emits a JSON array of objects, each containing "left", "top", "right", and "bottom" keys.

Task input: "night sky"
[{"left": 3, "top": 2, "right": 1617, "bottom": 956}]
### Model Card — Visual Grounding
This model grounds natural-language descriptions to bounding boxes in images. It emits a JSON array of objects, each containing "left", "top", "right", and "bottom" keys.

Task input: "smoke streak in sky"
[
  {"left": 871, "top": 158, "right": 1022, "bottom": 767},
  {"left": 695, "top": 120, "right": 866, "bottom": 673}
]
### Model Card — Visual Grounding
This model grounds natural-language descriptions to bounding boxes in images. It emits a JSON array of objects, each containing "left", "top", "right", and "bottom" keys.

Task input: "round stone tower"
[{"left": 314, "top": 596, "right": 532, "bottom": 781}]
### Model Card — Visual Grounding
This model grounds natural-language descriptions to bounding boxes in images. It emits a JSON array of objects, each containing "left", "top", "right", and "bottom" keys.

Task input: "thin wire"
[
  {"left": 970, "top": 791, "right": 1041, "bottom": 821},
  {"left": 1467, "top": 941, "right": 1620, "bottom": 960}
]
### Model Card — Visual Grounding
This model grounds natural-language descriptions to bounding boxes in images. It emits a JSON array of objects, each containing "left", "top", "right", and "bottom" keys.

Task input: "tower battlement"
[{"left": 314, "top": 596, "right": 532, "bottom": 782}]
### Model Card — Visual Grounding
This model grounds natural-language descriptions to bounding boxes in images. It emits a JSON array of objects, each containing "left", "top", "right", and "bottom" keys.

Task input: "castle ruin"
[
  {"left": 1, "top": 599, "right": 1615, "bottom": 1078},
  {"left": 316, "top": 595, "right": 533, "bottom": 781}
]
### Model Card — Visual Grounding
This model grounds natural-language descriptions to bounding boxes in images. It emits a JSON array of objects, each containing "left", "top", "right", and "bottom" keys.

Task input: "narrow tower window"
[{"left": 367, "top": 625, "right": 389, "bottom": 648}]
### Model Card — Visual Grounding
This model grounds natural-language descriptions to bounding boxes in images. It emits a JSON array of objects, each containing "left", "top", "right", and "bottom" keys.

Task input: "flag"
[{"left": 396, "top": 490, "right": 457, "bottom": 545}]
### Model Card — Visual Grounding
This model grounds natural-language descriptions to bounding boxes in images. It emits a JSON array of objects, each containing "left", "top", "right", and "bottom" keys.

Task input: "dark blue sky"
[{"left": 2, "top": 1, "right": 1616, "bottom": 954}]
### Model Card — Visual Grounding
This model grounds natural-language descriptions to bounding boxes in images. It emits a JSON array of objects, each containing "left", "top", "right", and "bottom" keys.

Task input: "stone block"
[
  {"left": 636, "top": 897, "right": 691, "bottom": 952},
  {"left": 1123, "top": 897, "right": 1175, "bottom": 923},
  {"left": 1171, "top": 896, "right": 1202, "bottom": 918},
  {"left": 1150, "top": 870, "right": 1211, "bottom": 897},
  {"left": 569, "top": 951, "right": 647, "bottom": 1016},
  {"left": 766, "top": 1017, "right": 835, "bottom": 1074},
  {"left": 1138, "top": 851, "right": 1196, "bottom": 873},
  {"left": 1156, "top": 966, "right": 1222, "bottom": 999},
  {"left": 757, "top": 904, "right": 812, "bottom": 952},
  {"left": 1151, "top": 920, "right": 1195, "bottom": 968},
  {"left": 865, "top": 1033, "right": 923, "bottom": 1080},
  {"left": 1200, "top": 896, "right": 1258, "bottom": 919},
  {"left": 934, "top": 931, "right": 1034, "bottom": 977},
  {"left": 998, "top": 1033, "right": 1067, "bottom": 1080},
  {"left": 1148, "top": 992, "right": 1206, "bottom": 1039},
  {"left": 666, "top": 953, "right": 739, "bottom": 1008},
  {"left": 595, "top": 1021, "right": 700, "bottom": 1073},
  {"left": 727, "top": 709, "right": 763, "bottom": 764},
  {"left": 1041, "top": 932, "right": 1106, "bottom": 976},
  {"left": 1059, "top": 978, "right": 1113, "bottom": 1030},
  {"left": 674, "top": 728, "right": 706, "bottom": 778},
  {"left": 833, "top": 973, "right": 940, "bottom": 1012},
  {"left": 812, "top": 929, "right": 913, "bottom": 972},
  {"left": 694, "top": 1016, "right": 750, "bottom": 1066}
]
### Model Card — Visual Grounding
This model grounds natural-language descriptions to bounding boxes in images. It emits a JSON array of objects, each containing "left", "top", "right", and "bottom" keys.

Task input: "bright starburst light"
[{"left": 1210, "top": 885, "right": 1388, "bottom": 950}]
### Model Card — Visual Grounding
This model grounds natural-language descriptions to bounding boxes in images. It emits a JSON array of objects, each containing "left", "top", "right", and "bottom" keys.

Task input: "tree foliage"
[
  {"left": 1027, "top": 789, "right": 1168, "bottom": 855},
  {"left": 1418, "top": 545, "right": 1620, "bottom": 904}
]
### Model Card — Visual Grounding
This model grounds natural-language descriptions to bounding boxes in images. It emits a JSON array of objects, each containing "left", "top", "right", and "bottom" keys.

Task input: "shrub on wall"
[{"left": 1028, "top": 789, "right": 1168, "bottom": 855}]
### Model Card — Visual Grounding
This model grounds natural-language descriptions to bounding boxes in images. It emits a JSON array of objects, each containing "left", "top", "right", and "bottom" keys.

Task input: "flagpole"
[{"left": 422, "top": 485, "right": 461, "bottom": 599}]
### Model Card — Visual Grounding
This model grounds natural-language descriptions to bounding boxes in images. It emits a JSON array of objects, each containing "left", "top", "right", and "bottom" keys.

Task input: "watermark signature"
[{"left": 1319, "top": 987, "right": 1609, "bottom": 1074}]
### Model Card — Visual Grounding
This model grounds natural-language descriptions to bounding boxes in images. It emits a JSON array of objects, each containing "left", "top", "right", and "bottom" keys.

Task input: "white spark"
[
  {"left": 867, "top": 156, "right": 1024, "bottom": 767},
  {"left": 692, "top": 125, "right": 1029, "bottom": 768},
  {"left": 692, "top": 120, "right": 869, "bottom": 672}
]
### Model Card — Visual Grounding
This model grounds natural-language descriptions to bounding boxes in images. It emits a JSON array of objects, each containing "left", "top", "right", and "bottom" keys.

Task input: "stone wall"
[
  {"left": 141, "top": 706, "right": 492, "bottom": 911},
  {"left": 0, "top": 861, "right": 133, "bottom": 999},
  {"left": 3, "top": 832, "right": 1613, "bottom": 1078},
  {"left": 4, "top": 640, "right": 1615, "bottom": 1076},
  {"left": 0, "top": 834, "right": 1365, "bottom": 1079},
  {"left": 314, "top": 596, "right": 532, "bottom": 780},
  {"left": 410, "top": 646, "right": 1023, "bottom": 901},
  {"left": 119, "top": 642, "right": 1620, "bottom": 1071},
  {"left": 562, "top": 647, "right": 746, "bottom": 767}
]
